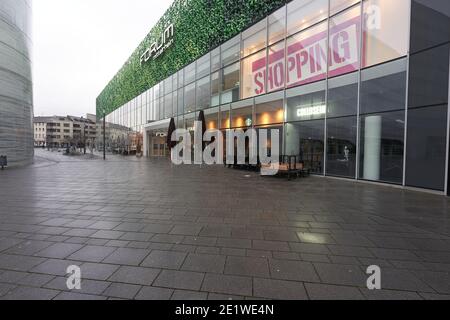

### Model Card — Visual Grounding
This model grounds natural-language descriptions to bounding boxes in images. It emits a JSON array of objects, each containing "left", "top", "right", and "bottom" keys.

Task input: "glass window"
[
  {"left": 360, "top": 59, "right": 407, "bottom": 114},
  {"left": 197, "top": 54, "right": 210, "bottom": 79},
  {"left": 154, "top": 83, "right": 160, "bottom": 100},
  {"left": 406, "top": 105, "right": 448, "bottom": 191},
  {"left": 184, "top": 82, "right": 196, "bottom": 114},
  {"left": 154, "top": 98, "right": 160, "bottom": 121},
  {"left": 255, "top": 92, "right": 284, "bottom": 126},
  {"left": 184, "top": 112, "right": 196, "bottom": 131},
  {"left": 269, "top": 7, "right": 286, "bottom": 45},
  {"left": 231, "top": 100, "right": 253, "bottom": 128},
  {"left": 196, "top": 76, "right": 211, "bottom": 111},
  {"left": 267, "top": 41, "right": 286, "bottom": 93},
  {"left": 211, "top": 47, "right": 221, "bottom": 72},
  {"left": 359, "top": 111, "right": 405, "bottom": 184},
  {"left": 363, "top": 0, "right": 410, "bottom": 67},
  {"left": 220, "top": 104, "right": 231, "bottom": 129},
  {"left": 242, "top": 19, "right": 267, "bottom": 57},
  {"left": 221, "top": 62, "right": 240, "bottom": 104},
  {"left": 241, "top": 50, "right": 267, "bottom": 99},
  {"left": 326, "top": 116, "right": 357, "bottom": 178},
  {"left": 184, "top": 62, "right": 196, "bottom": 84},
  {"left": 164, "top": 94, "right": 173, "bottom": 119},
  {"left": 164, "top": 77, "right": 173, "bottom": 94},
  {"left": 408, "top": 44, "right": 450, "bottom": 108},
  {"left": 331, "top": 0, "right": 360, "bottom": 16},
  {"left": 211, "top": 71, "right": 220, "bottom": 107},
  {"left": 286, "top": 22, "right": 328, "bottom": 87},
  {"left": 221, "top": 35, "right": 240, "bottom": 67},
  {"left": 177, "top": 70, "right": 184, "bottom": 89},
  {"left": 177, "top": 88, "right": 184, "bottom": 116},
  {"left": 173, "top": 90, "right": 178, "bottom": 117},
  {"left": 327, "top": 72, "right": 358, "bottom": 118},
  {"left": 285, "top": 120, "right": 324, "bottom": 174},
  {"left": 173, "top": 74, "right": 178, "bottom": 91},
  {"left": 205, "top": 107, "right": 219, "bottom": 130},
  {"left": 329, "top": 5, "right": 361, "bottom": 78},
  {"left": 286, "top": 81, "right": 326, "bottom": 122},
  {"left": 287, "top": 0, "right": 328, "bottom": 36}
]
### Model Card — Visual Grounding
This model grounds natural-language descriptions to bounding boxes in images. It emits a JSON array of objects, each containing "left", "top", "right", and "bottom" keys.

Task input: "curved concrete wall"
[{"left": 0, "top": 0, "right": 33, "bottom": 166}]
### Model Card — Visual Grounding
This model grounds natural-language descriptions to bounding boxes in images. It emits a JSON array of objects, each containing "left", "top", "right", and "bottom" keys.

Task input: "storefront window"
[
  {"left": 331, "top": 0, "right": 360, "bottom": 16},
  {"left": 196, "top": 76, "right": 211, "bottom": 111},
  {"left": 221, "top": 35, "right": 240, "bottom": 67},
  {"left": 327, "top": 72, "right": 358, "bottom": 118},
  {"left": 285, "top": 120, "right": 324, "bottom": 174},
  {"left": 360, "top": 59, "right": 407, "bottom": 114},
  {"left": 287, "top": 0, "right": 328, "bottom": 36},
  {"left": 197, "top": 54, "right": 210, "bottom": 80},
  {"left": 241, "top": 50, "right": 267, "bottom": 99},
  {"left": 242, "top": 19, "right": 267, "bottom": 58},
  {"left": 184, "top": 82, "right": 196, "bottom": 113},
  {"left": 363, "top": 0, "right": 410, "bottom": 67},
  {"left": 220, "top": 104, "right": 231, "bottom": 129},
  {"left": 406, "top": 105, "right": 448, "bottom": 191},
  {"left": 286, "top": 81, "right": 326, "bottom": 122},
  {"left": 329, "top": 5, "right": 361, "bottom": 78},
  {"left": 221, "top": 62, "right": 240, "bottom": 104},
  {"left": 184, "top": 62, "right": 196, "bottom": 85},
  {"left": 231, "top": 100, "right": 253, "bottom": 128},
  {"left": 205, "top": 107, "right": 219, "bottom": 130},
  {"left": 255, "top": 92, "right": 284, "bottom": 126},
  {"left": 269, "top": 7, "right": 286, "bottom": 45},
  {"left": 326, "top": 116, "right": 357, "bottom": 178},
  {"left": 286, "top": 22, "right": 328, "bottom": 87},
  {"left": 211, "top": 71, "right": 220, "bottom": 107},
  {"left": 359, "top": 111, "right": 404, "bottom": 184}
]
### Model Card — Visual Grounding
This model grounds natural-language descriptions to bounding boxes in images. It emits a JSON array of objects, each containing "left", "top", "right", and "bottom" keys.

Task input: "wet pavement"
[{"left": 0, "top": 149, "right": 449, "bottom": 300}]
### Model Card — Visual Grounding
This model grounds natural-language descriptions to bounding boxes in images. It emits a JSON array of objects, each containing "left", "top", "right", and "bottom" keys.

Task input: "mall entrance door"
[{"left": 151, "top": 135, "right": 169, "bottom": 157}]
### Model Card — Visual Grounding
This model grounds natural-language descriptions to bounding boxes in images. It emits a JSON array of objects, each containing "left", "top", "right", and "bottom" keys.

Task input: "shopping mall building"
[{"left": 97, "top": 0, "right": 450, "bottom": 195}]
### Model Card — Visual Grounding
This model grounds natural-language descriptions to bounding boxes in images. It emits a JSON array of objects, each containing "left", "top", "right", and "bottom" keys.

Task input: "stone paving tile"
[
  {"left": 103, "top": 283, "right": 141, "bottom": 299},
  {"left": 154, "top": 270, "right": 204, "bottom": 291},
  {"left": 253, "top": 278, "right": 308, "bottom": 300},
  {"left": 45, "top": 277, "right": 110, "bottom": 295},
  {"left": 5, "top": 241, "right": 53, "bottom": 256},
  {"left": 360, "top": 288, "right": 422, "bottom": 300},
  {"left": 68, "top": 245, "right": 116, "bottom": 263},
  {"left": 35, "top": 243, "right": 84, "bottom": 259},
  {"left": 135, "top": 286, "right": 174, "bottom": 300},
  {"left": 30, "top": 259, "right": 81, "bottom": 276},
  {"left": 102, "top": 248, "right": 150, "bottom": 266},
  {"left": 181, "top": 253, "right": 226, "bottom": 274},
  {"left": 225, "top": 256, "right": 270, "bottom": 278},
  {"left": 313, "top": 263, "right": 367, "bottom": 287},
  {"left": 0, "top": 283, "right": 16, "bottom": 297},
  {"left": 141, "top": 250, "right": 187, "bottom": 270},
  {"left": 171, "top": 290, "right": 208, "bottom": 300},
  {"left": 53, "top": 292, "right": 107, "bottom": 300},
  {"left": 2, "top": 286, "right": 60, "bottom": 300},
  {"left": 108, "top": 266, "right": 160, "bottom": 286},
  {"left": 170, "top": 225, "right": 203, "bottom": 236},
  {"left": 0, "top": 254, "right": 46, "bottom": 272},
  {"left": 269, "top": 259, "right": 320, "bottom": 282},
  {"left": 202, "top": 274, "right": 252, "bottom": 296},
  {"left": 305, "top": 283, "right": 365, "bottom": 300},
  {"left": 79, "top": 263, "right": 120, "bottom": 281}
]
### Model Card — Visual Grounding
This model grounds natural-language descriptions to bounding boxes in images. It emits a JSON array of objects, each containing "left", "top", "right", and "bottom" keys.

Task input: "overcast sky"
[{"left": 33, "top": 0, "right": 171, "bottom": 117}]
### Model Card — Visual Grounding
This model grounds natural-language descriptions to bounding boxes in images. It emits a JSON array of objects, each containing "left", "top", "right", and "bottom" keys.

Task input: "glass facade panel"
[
  {"left": 221, "top": 62, "right": 240, "bottom": 104},
  {"left": 220, "top": 104, "right": 231, "bottom": 129},
  {"left": 359, "top": 111, "right": 405, "bottom": 184},
  {"left": 327, "top": 72, "right": 358, "bottom": 118},
  {"left": 221, "top": 36, "right": 240, "bottom": 67},
  {"left": 164, "top": 94, "right": 173, "bottom": 118},
  {"left": 327, "top": 116, "right": 357, "bottom": 178},
  {"left": 184, "top": 82, "right": 196, "bottom": 113},
  {"left": 287, "top": 0, "right": 328, "bottom": 36},
  {"left": 255, "top": 92, "right": 284, "bottom": 126},
  {"left": 242, "top": 20, "right": 267, "bottom": 57},
  {"left": 211, "top": 47, "right": 221, "bottom": 72},
  {"left": 360, "top": 59, "right": 407, "bottom": 114},
  {"left": 406, "top": 105, "right": 448, "bottom": 191},
  {"left": 285, "top": 120, "right": 325, "bottom": 174},
  {"left": 267, "top": 41, "right": 286, "bottom": 93},
  {"left": 205, "top": 107, "right": 219, "bottom": 130},
  {"left": 185, "top": 62, "right": 196, "bottom": 84},
  {"left": 286, "top": 81, "right": 326, "bottom": 122},
  {"left": 196, "top": 76, "right": 211, "bottom": 111},
  {"left": 331, "top": 0, "right": 360, "bottom": 15},
  {"left": 363, "top": 0, "right": 410, "bottom": 67},
  {"left": 211, "top": 71, "right": 220, "bottom": 107},
  {"left": 231, "top": 100, "right": 253, "bottom": 128},
  {"left": 286, "top": 22, "right": 328, "bottom": 87},
  {"left": 197, "top": 54, "right": 210, "bottom": 79},
  {"left": 241, "top": 50, "right": 267, "bottom": 99},
  {"left": 269, "top": 7, "right": 286, "bottom": 45}
]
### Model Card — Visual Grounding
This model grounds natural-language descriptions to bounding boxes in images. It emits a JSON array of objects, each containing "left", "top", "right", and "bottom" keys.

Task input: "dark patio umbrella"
[
  {"left": 167, "top": 118, "right": 177, "bottom": 150},
  {"left": 197, "top": 110, "right": 207, "bottom": 151}
]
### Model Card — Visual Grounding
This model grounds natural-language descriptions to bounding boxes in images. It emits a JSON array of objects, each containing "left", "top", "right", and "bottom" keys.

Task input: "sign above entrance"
[{"left": 140, "top": 24, "right": 174, "bottom": 65}]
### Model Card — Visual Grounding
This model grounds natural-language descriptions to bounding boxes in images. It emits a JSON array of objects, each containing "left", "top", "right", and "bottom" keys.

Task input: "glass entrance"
[{"left": 151, "top": 136, "right": 168, "bottom": 157}]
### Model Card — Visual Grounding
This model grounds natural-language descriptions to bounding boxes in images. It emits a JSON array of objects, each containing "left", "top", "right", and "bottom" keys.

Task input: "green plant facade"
[{"left": 96, "top": 0, "right": 289, "bottom": 117}]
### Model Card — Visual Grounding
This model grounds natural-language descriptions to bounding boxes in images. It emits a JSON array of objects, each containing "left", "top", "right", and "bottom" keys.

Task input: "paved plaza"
[{"left": 0, "top": 149, "right": 449, "bottom": 300}]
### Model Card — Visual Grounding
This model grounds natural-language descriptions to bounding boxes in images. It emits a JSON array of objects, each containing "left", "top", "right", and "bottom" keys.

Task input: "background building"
[
  {"left": 97, "top": 0, "right": 450, "bottom": 195},
  {"left": 0, "top": 0, "right": 33, "bottom": 166},
  {"left": 33, "top": 114, "right": 96, "bottom": 149}
]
